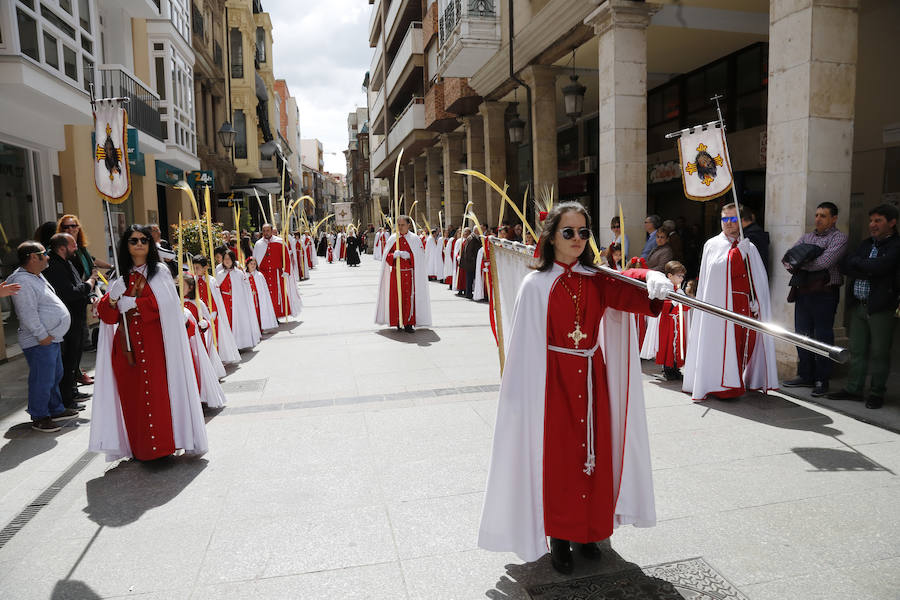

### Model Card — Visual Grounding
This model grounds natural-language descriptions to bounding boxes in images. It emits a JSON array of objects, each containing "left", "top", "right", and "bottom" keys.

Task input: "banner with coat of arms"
[
  {"left": 333, "top": 202, "right": 353, "bottom": 226},
  {"left": 676, "top": 125, "right": 733, "bottom": 201},
  {"left": 93, "top": 99, "right": 131, "bottom": 203}
]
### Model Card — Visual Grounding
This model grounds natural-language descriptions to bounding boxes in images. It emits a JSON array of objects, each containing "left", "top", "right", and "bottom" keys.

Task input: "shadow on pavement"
[
  {"left": 0, "top": 422, "right": 81, "bottom": 473},
  {"left": 82, "top": 455, "right": 207, "bottom": 527},
  {"left": 484, "top": 541, "right": 687, "bottom": 599},
  {"left": 50, "top": 579, "right": 102, "bottom": 599},
  {"left": 375, "top": 327, "right": 441, "bottom": 347}
]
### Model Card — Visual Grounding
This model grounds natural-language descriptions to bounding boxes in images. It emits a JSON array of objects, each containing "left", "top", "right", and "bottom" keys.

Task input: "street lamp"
[
  {"left": 562, "top": 50, "right": 586, "bottom": 123},
  {"left": 217, "top": 121, "right": 236, "bottom": 149},
  {"left": 508, "top": 110, "right": 525, "bottom": 144}
]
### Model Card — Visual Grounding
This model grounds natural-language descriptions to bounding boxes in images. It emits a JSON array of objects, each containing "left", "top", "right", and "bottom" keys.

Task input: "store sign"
[
  {"left": 187, "top": 170, "right": 215, "bottom": 191},
  {"left": 217, "top": 192, "right": 246, "bottom": 208},
  {"left": 155, "top": 160, "right": 184, "bottom": 185},
  {"left": 648, "top": 160, "right": 682, "bottom": 184},
  {"left": 91, "top": 128, "right": 145, "bottom": 176}
]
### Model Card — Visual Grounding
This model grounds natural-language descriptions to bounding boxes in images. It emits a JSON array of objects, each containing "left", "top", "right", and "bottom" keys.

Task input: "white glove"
[
  {"left": 394, "top": 250, "right": 410, "bottom": 260},
  {"left": 107, "top": 278, "right": 126, "bottom": 301},
  {"left": 198, "top": 319, "right": 210, "bottom": 331},
  {"left": 645, "top": 271, "right": 671, "bottom": 301},
  {"left": 117, "top": 296, "right": 137, "bottom": 313},
  {"left": 749, "top": 300, "right": 760, "bottom": 316},
  {"left": 737, "top": 238, "right": 754, "bottom": 256}
]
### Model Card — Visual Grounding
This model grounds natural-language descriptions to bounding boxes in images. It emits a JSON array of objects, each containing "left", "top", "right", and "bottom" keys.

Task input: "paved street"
[{"left": 0, "top": 256, "right": 898, "bottom": 600}]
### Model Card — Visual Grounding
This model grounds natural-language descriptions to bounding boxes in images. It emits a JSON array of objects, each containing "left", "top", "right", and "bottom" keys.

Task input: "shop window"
[
  {"left": 63, "top": 45, "right": 77, "bottom": 80},
  {"left": 230, "top": 28, "right": 243, "bottom": 78},
  {"left": 17, "top": 9, "right": 39, "bottom": 61},
  {"left": 43, "top": 32, "right": 59, "bottom": 69},
  {"left": 234, "top": 110, "right": 247, "bottom": 159}
]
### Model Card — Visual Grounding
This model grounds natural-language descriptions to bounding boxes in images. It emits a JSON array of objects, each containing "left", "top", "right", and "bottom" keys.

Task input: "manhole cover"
[
  {"left": 220, "top": 378, "right": 267, "bottom": 393},
  {"left": 528, "top": 558, "right": 747, "bottom": 600}
]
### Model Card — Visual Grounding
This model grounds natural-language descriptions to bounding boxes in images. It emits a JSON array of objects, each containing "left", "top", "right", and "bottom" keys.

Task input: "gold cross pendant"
[{"left": 568, "top": 322, "right": 587, "bottom": 349}]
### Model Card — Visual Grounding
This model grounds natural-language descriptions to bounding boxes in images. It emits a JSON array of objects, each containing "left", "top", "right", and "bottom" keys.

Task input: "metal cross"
[{"left": 568, "top": 323, "right": 587, "bottom": 349}]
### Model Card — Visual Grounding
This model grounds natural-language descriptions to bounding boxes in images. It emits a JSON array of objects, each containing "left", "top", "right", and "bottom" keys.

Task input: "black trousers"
[
  {"left": 464, "top": 268, "right": 476, "bottom": 299},
  {"left": 794, "top": 288, "right": 839, "bottom": 383},
  {"left": 60, "top": 315, "right": 85, "bottom": 408}
]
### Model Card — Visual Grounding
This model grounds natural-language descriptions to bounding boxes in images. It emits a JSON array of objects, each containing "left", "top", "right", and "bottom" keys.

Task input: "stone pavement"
[{"left": 0, "top": 256, "right": 897, "bottom": 600}]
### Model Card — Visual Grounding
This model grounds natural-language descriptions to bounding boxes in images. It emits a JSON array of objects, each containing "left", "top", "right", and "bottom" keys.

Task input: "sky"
[{"left": 266, "top": 0, "right": 371, "bottom": 175}]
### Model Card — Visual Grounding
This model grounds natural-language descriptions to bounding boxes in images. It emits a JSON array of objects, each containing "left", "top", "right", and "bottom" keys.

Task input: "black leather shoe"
[
  {"left": 866, "top": 396, "right": 884, "bottom": 409},
  {"left": 404, "top": 325, "right": 415, "bottom": 333},
  {"left": 72, "top": 391, "right": 91, "bottom": 400},
  {"left": 396, "top": 325, "right": 402, "bottom": 332},
  {"left": 579, "top": 542, "right": 603, "bottom": 560},
  {"left": 811, "top": 381, "right": 829, "bottom": 397},
  {"left": 549, "top": 538, "right": 573, "bottom": 575},
  {"left": 783, "top": 377, "right": 814, "bottom": 388},
  {"left": 826, "top": 389, "right": 861, "bottom": 401}
]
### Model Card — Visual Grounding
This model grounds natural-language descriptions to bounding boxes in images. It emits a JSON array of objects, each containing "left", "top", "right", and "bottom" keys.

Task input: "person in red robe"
[
  {"left": 375, "top": 216, "right": 433, "bottom": 332},
  {"left": 478, "top": 202, "right": 671, "bottom": 574},
  {"left": 90, "top": 225, "right": 207, "bottom": 462},
  {"left": 252, "top": 223, "right": 292, "bottom": 320},
  {"left": 654, "top": 261, "right": 689, "bottom": 381}
]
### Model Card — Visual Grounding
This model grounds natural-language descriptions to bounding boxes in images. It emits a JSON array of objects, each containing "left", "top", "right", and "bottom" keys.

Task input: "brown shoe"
[{"left": 76, "top": 370, "right": 94, "bottom": 386}]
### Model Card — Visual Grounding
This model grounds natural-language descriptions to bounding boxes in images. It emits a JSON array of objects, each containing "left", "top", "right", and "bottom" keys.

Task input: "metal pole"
[
  {"left": 104, "top": 200, "right": 132, "bottom": 353},
  {"left": 596, "top": 265, "right": 849, "bottom": 363}
]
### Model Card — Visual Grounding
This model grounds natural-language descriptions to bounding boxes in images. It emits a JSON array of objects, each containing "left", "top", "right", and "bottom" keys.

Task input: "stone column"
[
  {"left": 766, "top": 0, "right": 859, "bottom": 373},
  {"left": 479, "top": 101, "right": 508, "bottom": 227},
  {"left": 463, "top": 114, "right": 487, "bottom": 226},
  {"left": 520, "top": 64, "right": 559, "bottom": 205},
  {"left": 414, "top": 154, "right": 427, "bottom": 226},
  {"left": 426, "top": 146, "right": 443, "bottom": 226},
  {"left": 585, "top": 0, "right": 659, "bottom": 257},
  {"left": 441, "top": 132, "right": 466, "bottom": 229}
]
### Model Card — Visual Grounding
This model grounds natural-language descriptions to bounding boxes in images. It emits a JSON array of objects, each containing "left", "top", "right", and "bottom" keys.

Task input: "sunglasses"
[
  {"left": 560, "top": 227, "right": 591, "bottom": 241},
  {"left": 61, "top": 223, "right": 79, "bottom": 230},
  {"left": 128, "top": 237, "right": 150, "bottom": 246},
  {"left": 720, "top": 216, "right": 739, "bottom": 223},
  {"left": 611, "top": 225, "right": 620, "bottom": 229}
]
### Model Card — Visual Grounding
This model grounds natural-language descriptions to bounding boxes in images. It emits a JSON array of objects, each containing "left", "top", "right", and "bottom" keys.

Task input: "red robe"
[
  {"left": 455, "top": 238, "right": 467, "bottom": 291},
  {"left": 715, "top": 241, "right": 758, "bottom": 398},
  {"left": 97, "top": 272, "right": 176, "bottom": 461},
  {"left": 656, "top": 299, "right": 691, "bottom": 368},
  {"left": 385, "top": 235, "right": 416, "bottom": 327},
  {"left": 327, "top": 246, "right": 334, "bottom": 263},
  {"left": 543, "top": 265, "right": 660, "bottom": 543},
  {"left": 258, "top": 239, "right": 292, "bottom": 319},
  {"left": 195, "top": 276, "right": 226, "bottom": 347},
  {"left": 218, "top": 272, "right": 233, "bottom": 327},
  {"left": 248, "top": 274, "right": 262, "bottom": 329}
]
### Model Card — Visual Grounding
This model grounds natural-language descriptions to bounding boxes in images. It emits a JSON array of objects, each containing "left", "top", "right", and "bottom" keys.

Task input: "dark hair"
[
  {"left": 33, "top": 221, "right": 58, "bottom": 248},
  {"left": 606, "top": 243, "right": 621, "bottom": 269},
  {"left": 117, "top": 225, "right": 161, "bottom": 278},
  {"left": 868, "top": 203, "right": 899, "bottom": 223},
  {"left": 17, "top": 240, "right": 43, "bottom": 265},
  {"left": 610, "top": 217, "right": 620, "bottom": 228},
  {"left": 817, "top": 202, "right": 839, "bottom": 217},
  {"left": 534, "top": 201, "right": 595, "bottom": 272},
  {"left": 645, "top": 214, "right": 661, "bottom": 229},
  {"left": 49, "top": 233, "right": 70, "bottom": 253},
  {"left": 192, "top": 255, "right": 209, "bottom": 267},
  {"left": 664, "top": 260, "right": 686, "bottom": 276},
  {"left": 222, "top": 249, "right": 237, "bottom": 269},
  {"left": 181, "top": 273, "right": 196, "bottom": 299}
]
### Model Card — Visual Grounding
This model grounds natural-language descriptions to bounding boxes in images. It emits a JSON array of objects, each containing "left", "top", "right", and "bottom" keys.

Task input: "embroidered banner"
[
  {"left": 93, "top": 99, "right": 131, "bottom": 203},
  {"left": 333, "top": 202, "right": 353, "bottom": 225},
  {"left": 676, "top": 126, "right": 733, "bottom": 201}
]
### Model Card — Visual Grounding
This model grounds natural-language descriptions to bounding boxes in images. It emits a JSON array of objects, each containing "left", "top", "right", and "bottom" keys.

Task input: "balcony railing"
[
  {"left": 387, "top": 97, "right": 425, "bottom": 149},
  {"left": 98, "top": 66, "right": 163, "bottom": 141},
  {"left": 371, "top": 88, "right": 385, "bottom": 123},
  {"left": 371, "top": 138, "right": 387, "bottom": 171},
  {"left": 439, "top": 0, "right": 496, "bottom": 46},
  {"left": 370, "top": 38, "right": 383, "bottom": 80},
  {"left": 385, "top": 22, "right": 423, "bottom": 93}
]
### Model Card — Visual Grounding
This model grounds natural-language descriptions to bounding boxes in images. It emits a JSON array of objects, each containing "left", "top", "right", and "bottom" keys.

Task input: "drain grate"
[
  {"left": 220, "top": 378, "right": 268, "bottom": 394},
  {"left": 0, "top": 451, "right": 96, "bottom": 549}
]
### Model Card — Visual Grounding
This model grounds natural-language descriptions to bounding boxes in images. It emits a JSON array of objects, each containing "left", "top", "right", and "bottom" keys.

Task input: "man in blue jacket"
[{"left": 7, "top": 241, "right": 78, "bottom": 432}]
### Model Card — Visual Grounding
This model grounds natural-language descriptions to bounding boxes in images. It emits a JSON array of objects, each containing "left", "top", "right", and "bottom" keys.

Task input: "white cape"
[
  {"left": 375, "top": 232, "right": 433, "bottom": 327},
  {"left": 253, "top": 235, "right": 301, "bottom": 318},
  {"left": 89, "top": 264, "right": 208, "bottom": 462},
  {"left": 249, "top": 270, "right": 279, "bottom": 331},
  {"left": 473, "top": 246, "right": 487, "bottom": 301},
  {"left": 443, "top": 238, "right": 455, "bottom": 280},
  {"left": 185, "top": 308, "right": 227, "bottom": 408},
  {"left": 682, "top": 233, "right": 778, "bottom": 400},
  {"left": 201, "top": 274, "right": 241, "bottom": 364},
  {"left": 216, "top": 269, "right": 260, "bottom": 349},
  {"left": 640, "top": 315, "right": 659, "bottom": 360},
  {"left": 478, "top": 264, "right": 655, "bottom": 562},
  {"left": 189, "top": 299, "right": 226, "bottom": 378}
]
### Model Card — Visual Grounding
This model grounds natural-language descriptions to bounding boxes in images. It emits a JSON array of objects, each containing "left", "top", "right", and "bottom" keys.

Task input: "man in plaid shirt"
[
  {"left": 828, "top": 203, "right": 900, "bottom": 409},
  {"left": 782, "top": 202, "right": 848, "bottom": 397}
]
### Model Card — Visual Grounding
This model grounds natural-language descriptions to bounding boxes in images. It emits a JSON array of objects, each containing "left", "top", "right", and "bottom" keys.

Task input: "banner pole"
[{"left": 104, "top": 199, "right": 133, "bottom": 357}]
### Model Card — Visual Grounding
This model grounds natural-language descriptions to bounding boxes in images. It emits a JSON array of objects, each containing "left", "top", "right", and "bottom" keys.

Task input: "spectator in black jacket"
[
  {"left": 43, "top": 233, "right": 96, "bottom": 410},
  {"left": 740, "top": 209, "right": 770, "bottom": 274},
  {"left": 828, "top": 203, "right": 900, "bottom": 409},
  {"left": 460, "top": 227, "right": 482, "bottom": 299}
]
